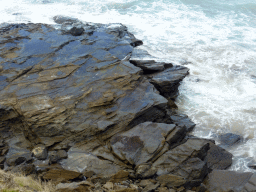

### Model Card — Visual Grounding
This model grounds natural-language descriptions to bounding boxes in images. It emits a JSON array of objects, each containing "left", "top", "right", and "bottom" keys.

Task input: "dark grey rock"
[
  {"left": 219, "top": 133, "right": 242, "bottom": 147},
  {"left": 130, "top": 48, "right": 173, "bottom": 73},
  {"left": 69, "top": 27, "right": 84, "bottom": 36},
  {"left": 205, "top": 170, "right": 253, "bottom": 192},
  {"left": 205, "top": 142, "right": 233, "bottom": 170},
  {"left": 48, "top": 151, "right": 59, "bottom": 164},
  {"left": 167, "top": 110, "right": 196, "bottom": 132},
  {"left": 130, "top": 59, "right": 165, "bottom": 72},
  {"left": 149, "top": 65, "right": 189, "bottom": 99}
]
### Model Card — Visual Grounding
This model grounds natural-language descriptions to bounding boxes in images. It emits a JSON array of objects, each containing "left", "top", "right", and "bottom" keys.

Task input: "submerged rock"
[{"left": 219, "top": 133, "right": 242, "bottom": 147}]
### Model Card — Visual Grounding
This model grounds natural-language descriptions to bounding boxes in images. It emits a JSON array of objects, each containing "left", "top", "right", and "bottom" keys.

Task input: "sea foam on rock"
[{"left": 0, "top": 16, "right": 237, "bottom": 191}]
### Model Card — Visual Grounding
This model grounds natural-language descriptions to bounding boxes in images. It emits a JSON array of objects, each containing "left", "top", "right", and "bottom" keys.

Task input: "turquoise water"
[{"left": 1, "top": 0, "right": 256, "bottom": 172}]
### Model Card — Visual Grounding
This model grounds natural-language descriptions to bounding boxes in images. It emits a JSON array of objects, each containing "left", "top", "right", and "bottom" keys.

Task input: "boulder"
[
  {"left": 110, "top": 122, "right": 179, "bottom": 166},
  {"left": 143, "top": 138, "right": 210, "bottom": 187},
  {"left": 204, "top": 170, "right": 255, "bottom": 192},
  {"left": 32, "top": 145, "right": 48, "bottom": 160},
  {"left": 218, "top": 133, "right": 242, "bottom": 147},
  {"left": 60, "top": 148, "right": 128, "bottom": 181},
  {"left": 149, "top": 65, "right": 189, "bottom": 100},
  {"left": 48, "top": 151, "right": 59, "bottom": 164},
  {"left": 129, "top": 48, "right": 172, "bottom": 73},
  {"left": 205, "top": 142, "right": 233, "bottom": 170}
]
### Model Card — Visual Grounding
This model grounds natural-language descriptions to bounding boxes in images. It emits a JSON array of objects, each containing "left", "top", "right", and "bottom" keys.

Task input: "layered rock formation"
[{"left": 0, "top": 16, "right": 250, "bottom": 191}]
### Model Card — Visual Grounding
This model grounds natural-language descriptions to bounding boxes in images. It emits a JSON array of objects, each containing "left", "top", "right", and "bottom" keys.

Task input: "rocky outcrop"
[{"left": 0, "top": 16, "right": 237, "bottom": 191}]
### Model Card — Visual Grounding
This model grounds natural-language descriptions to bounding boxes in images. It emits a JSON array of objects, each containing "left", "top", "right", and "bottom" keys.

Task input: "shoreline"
[{"left": 0, "top": 16, "right": 255, "bottom": 192}]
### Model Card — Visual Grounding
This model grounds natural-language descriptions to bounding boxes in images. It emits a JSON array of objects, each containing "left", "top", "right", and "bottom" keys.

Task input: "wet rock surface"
[
  {"left": 219, "top": 133, "right": 242, "bottom": 147},
  {"left": 0, "top": 16, "right": 244, "bottom": 191},
  {"left": 205, "top": 142, "right": 233, "bottom": 170}
]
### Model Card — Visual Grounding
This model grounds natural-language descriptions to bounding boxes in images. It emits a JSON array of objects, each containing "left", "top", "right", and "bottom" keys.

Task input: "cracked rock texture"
[{"left": 0, "top": 16, "right": 235, "bottom": 191}]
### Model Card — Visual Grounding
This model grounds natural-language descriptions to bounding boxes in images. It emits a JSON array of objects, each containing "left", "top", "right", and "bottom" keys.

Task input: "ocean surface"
[{"left": 1, "top": 0, "right": 256, "bottom": 172}]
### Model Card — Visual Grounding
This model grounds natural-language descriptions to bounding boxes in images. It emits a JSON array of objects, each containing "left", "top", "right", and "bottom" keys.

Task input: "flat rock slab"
[
  {"left": 60, "top": 148, "right": 127, "bottom": 179},
  {"left": 204, "top": 170, "right": 255, "bottom": 192},
  {"left": 110, "top": 122, "right": 177, "bottom": 165}
]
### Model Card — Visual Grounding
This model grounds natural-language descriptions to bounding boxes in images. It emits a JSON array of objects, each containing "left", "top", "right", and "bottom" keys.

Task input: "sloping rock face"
[{"left": 0, "top": 16, "right": 236, "bottom": 191}]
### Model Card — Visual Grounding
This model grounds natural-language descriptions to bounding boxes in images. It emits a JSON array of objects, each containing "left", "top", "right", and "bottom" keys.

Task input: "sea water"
[{"left": 1, "top": 0, "right": 256, "bottom": 172}]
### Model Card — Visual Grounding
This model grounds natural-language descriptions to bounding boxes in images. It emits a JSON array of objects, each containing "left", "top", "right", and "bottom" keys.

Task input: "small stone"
[
  {"left": 32, "top": 145, "right": 47, "bottom": 160},
  {"left": 139, "top": 179, "right": 153, "bottom": 187},
  {"left": 70, "top": 27, "right": 84, "bottom": 36},
  {"left": 57, "top": 150, "right": 68, "bottom": 159},
  {"left": 48, "top": 151, "right": 59, "bottom": 164},
  {"left": 103, "top": 182, "right": 114, "bottom": 190}
]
